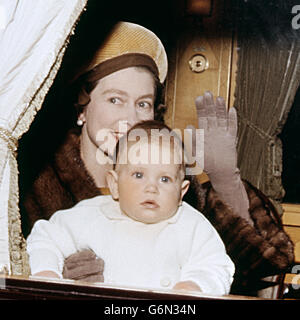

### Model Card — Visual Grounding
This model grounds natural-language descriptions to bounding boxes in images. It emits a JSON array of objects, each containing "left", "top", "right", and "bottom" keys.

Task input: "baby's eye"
[
  {"left": 160, "top": 176, "right": 171, "bottom": 183},
  {"left": 133, "top": 172, "right": 143, "bottom": 179}
]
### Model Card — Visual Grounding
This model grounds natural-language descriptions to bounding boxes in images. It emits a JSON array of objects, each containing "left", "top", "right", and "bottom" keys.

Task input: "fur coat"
[{"left": 21, "top": 129, "right": 294, "bottom": 296}]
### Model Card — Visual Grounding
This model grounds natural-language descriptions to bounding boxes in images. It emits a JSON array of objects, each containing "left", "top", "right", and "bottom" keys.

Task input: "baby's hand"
[
  {"left": 32, "top": 271, "right": 60, "bottom": 279},
  {"left": 173, "top": 281, "right": 202, "bottom": 292}
]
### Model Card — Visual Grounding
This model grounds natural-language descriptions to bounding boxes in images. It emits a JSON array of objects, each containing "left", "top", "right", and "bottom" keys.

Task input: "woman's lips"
[{"left": 140, "top": 200, "right": 159, "bottom": 209}]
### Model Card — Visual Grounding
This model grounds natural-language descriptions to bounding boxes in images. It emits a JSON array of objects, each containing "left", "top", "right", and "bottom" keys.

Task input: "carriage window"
[{"left": 3, "top": 0, "right": 299, "bottom": 300}]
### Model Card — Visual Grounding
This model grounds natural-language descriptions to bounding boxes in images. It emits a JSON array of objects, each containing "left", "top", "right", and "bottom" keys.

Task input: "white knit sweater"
[{"left": 27, "top": 195, "right": 234, "bottom": 295}]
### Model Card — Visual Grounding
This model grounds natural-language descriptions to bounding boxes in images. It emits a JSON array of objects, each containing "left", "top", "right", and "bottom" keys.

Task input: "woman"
[{"left": 21, "top": 22, "right": 294, "bottom": 295}]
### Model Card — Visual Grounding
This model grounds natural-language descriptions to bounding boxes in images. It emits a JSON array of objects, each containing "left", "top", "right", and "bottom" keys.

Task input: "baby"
[{"left": 27, "top": 120, "right": 234, "bottom": 295}]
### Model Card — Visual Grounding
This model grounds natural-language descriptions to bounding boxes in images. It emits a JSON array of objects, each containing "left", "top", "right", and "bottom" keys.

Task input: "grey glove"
[
  {"left": 195, "top": 91, "right": 252, "bottom": 224},
  {"left": 63, "top": 249, "right": 104, "bottom": 282}
]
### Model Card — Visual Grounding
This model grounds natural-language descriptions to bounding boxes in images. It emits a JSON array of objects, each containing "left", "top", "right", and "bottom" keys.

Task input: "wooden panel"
[
  {"left": 282, "top": 203, "right": 300, "bottom": 213},
  {"left": 295, "top": 242, "right": 300, "bottom": 263},
  {"left": 165, "top": 0, "right": 235, "bottom": 130},
  {"left": 165, "top": 30, "right": 234, "bottom": 130},
  {"left": 282, "top": 212, "right": 300, "bottom": 227},
  {"left": 284, "top": 273, "right": 300, "bottom": 285},
  {"left": 0, "top": 275, "right": 263, "bottom": 300},
  {"left": 283, "top": 226, "right": 300, "bottom": 244},
  {"left": 164, "top": 0, "right": 236, "bottom": 184},
  {"left": 283, "top": 226, "right": 300, "bottom": 263},
  {"left": 282, "top": 203, "right": 300, "bottom": 263},
  {"left": 229, "top": 34, "right": 238, "bottom": 109}
]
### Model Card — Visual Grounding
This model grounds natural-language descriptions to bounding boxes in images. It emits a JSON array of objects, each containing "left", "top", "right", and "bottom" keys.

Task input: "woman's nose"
[{"left": 126, "top": 103, "right": 139, "bottom": 127}]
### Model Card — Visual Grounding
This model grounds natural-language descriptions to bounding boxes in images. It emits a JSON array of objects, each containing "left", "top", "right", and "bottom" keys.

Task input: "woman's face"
[{"left": 79, "top": 67, "right": 156, "bottom": 157}]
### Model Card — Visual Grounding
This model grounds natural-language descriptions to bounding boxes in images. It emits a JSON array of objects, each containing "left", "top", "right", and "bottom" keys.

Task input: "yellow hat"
[{"left": 85, "top": 21, "right": 168, "bottom": 83}]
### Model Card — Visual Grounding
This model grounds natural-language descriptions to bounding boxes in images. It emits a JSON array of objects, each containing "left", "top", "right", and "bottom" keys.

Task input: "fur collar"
[{"left": 53, "top": 128, "right": 100, "bottom": 203}]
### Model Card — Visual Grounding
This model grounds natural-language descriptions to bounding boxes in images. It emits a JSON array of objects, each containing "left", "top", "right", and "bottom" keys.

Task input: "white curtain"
[{"left": 0, "top": 0, "right": 87, "bottom": 275}]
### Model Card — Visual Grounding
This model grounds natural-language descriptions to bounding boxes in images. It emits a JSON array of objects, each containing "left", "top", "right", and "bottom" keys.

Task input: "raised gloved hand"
[
  {"left": 194, "top": 91, "right": 252, "bottom": 224},
  {"left": 196, "top": 92, "right": 237, "bottom": 178},
  {"left": 63, "top": 249, "right": 104, "bottom": 282}
]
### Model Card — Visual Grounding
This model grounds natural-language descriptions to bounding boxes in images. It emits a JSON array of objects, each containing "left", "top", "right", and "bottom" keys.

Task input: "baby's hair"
[{"left": 113, "top": 120, "right": 186, "bottom": 175}]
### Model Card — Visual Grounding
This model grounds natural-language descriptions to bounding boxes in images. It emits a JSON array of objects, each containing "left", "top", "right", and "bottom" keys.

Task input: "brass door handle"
[{"left": 189, "top": 54, "right": 208, "bottom": 73}]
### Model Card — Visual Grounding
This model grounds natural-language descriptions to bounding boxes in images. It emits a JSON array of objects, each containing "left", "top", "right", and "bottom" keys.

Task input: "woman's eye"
[
  {"left": 109, "top": 97, "right": 121, "bottom": 104},
  {"left": 133, "top": 172, "right": 143, "bottom": 179},
  {"left": 161, "top": 176, "right": 170, "bottom": 183},
  {"left": 138, "top": 101, "right": 152, "bottom": 109}
]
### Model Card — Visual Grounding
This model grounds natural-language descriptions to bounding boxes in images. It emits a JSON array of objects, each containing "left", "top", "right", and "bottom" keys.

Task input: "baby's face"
[{"left": 107, "top": 141, "right": 190, "bottom": 223}]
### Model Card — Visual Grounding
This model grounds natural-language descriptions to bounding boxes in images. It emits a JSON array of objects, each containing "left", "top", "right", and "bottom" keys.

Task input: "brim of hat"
[{"left": 85, "top": 53, "right": 160, "bottom": 83}]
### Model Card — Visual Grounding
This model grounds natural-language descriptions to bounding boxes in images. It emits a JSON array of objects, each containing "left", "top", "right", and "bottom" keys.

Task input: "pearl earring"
[{"left": 77, "top": 119, "right": 84, "bottom": 126}]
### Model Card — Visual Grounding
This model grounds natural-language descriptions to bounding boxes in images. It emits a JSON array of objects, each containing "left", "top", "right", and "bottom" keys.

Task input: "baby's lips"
[{"left": 140, "top": 200, "right": 159, "bottom": 209}]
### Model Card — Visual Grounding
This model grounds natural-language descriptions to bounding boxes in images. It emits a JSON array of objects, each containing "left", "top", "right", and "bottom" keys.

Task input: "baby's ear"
[
  {"left": 180, "top": 179, "right": 190, "bottom": 201},
  {"left": 106, "top": 170, "right": 119, "bottom": 200}
]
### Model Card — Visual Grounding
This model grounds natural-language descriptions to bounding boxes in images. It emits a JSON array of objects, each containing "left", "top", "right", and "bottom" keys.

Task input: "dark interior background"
[{"left": 280, "top": 87, "right": 300, "bottom": 203}]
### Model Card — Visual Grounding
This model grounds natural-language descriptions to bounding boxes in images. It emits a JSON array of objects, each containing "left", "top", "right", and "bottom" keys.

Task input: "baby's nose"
[{"left": 145, "top": 181, "right": 159, "bottom": 193}]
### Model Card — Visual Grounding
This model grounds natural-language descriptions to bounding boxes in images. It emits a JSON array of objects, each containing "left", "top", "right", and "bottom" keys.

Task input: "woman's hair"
[{"left": 73, "top": 66, "right": 167, "bottom": 122}]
